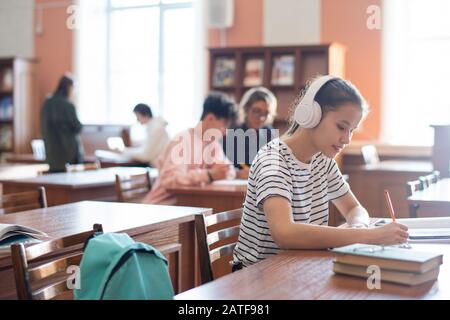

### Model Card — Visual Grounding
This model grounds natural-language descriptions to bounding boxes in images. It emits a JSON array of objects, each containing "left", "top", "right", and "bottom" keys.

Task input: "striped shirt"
[{"left": 233, "top": 138, "right": 349, "bottom": 267}]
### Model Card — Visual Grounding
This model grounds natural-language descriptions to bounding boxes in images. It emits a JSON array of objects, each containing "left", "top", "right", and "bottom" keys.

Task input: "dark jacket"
[
  {"left": 222, "top": 124, "right": 276, "bottom": 168},
  {"left": 41, "top": 93, "right": 83, "bottom": 172}
]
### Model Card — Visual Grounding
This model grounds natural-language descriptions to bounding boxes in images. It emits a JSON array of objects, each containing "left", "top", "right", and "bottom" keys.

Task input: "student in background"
[
  {"left": 232, "top": 75, "right": 408, "bottom": 268},
  {"left": 41, "top": 74, "right": 83, "bottom": 172},
  {"left": 142, "top": 92, "right": 237, "bottom": 205},
  {"left": 222, "top": 87, "right": 277, "bottom": 179},
  {"left": 119, "top": 103, "right": 169, "bottom": 167}
]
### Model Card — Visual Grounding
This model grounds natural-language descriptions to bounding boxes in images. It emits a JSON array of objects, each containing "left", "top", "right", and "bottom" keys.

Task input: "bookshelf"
[
  {"left": 209, "top": 43, "right": 346, "bottom": 131},
  {"left": 0, "top": 57, "right": 37, "bottom": 156}
]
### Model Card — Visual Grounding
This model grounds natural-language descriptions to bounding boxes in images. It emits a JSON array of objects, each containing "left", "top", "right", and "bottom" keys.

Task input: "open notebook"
[
  {"left": 374, "top": 217, "right": 450, "bottom": 242},
  {"left": 0, "top": 224, "right": 48, "bottom": 256},
  {"left": 340, "top": 217, "right": 450, "bottom": 242}
]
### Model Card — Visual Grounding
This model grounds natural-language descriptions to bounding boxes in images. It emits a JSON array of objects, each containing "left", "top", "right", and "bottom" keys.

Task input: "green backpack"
[{"left": 74, "top": 232, "right": 174, "bottom": 300}]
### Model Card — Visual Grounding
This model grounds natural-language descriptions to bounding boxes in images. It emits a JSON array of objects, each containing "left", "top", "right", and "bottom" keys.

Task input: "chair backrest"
[
  {"left": 115, "top": 171, "right": 152, "bottom": 202},
  {"left": 31, "top": 139, "right": 46, "bottom": 160},
  {"left": 65, "top": 161, "right": 101, "bottom": 173},
  {"left": 0, "top": 187, "right": 47, "bottom": 214},
  {"left": 195, "top": 208, "right": 242, "bottom": 284},
  {"left": 406, "top": 179, "right": 423, "bottom": 197},
  {"left": 361, "top": 144, "right": 380, "bottom": 165},
  {"left": 11, "top": 223, "right": 103, "bottom": 300},
  {"left": 419, "top": 170, "right": 441, "bottom": 189}
]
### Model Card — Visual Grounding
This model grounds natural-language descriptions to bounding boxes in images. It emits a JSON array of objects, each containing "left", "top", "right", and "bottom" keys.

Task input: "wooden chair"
[
  {"left": 361, "top": 144, "right": 380, "bottom": 165},
  {"left": 11, "top": 224, "right": 103, "bottom": 300},
  {"left": 157, "top": 243, "right": 182, "bottom": 294},
  {"left": 115, "top": 171, "right": 152, "bottom": 202},
  {"left": 65, "top": 161, "right": 101, "bottom": 173},
  {"left": 195, "top": 208, "right": 242, "bottom": 284},
  {"left": 0, "top": 187, "right": 47, "bottom": 214}
]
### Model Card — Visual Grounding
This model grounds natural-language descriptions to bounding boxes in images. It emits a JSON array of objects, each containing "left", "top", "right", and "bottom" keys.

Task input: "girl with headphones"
[{"left": 232, "top": 75, "right": 408, "bottom": 268}]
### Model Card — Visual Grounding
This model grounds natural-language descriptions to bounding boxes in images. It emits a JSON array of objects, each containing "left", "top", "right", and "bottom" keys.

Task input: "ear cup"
[
  {"left": 294, "top": 75, "right": 339, "bottom": 128},
  {"left": 294, "top": 100, "right": 322, "bottom": 128}
]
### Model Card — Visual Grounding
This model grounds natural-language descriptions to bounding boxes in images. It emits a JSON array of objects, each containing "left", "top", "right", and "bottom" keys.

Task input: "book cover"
[
  {"left": 243, "top": 58, "right": 264, "bottom": 86},
  {"left": 271, "top": 55, "right": 295, "bottom": 86},
  {"left": 333, "top": 261, "right": 440, "bottom": 286},
  {"left": 213, "top": 57, "right": 236, "bottom": 87},
  {"left": 0, "top": 96, "right": 13, "bottom": 120},
  {"left": 0, "top": 68, "right": 13, "bottom": 92},
  {"left": 331, "top": 243, "right": 443, "bottom": 273},
  {"left": 0, "top": 125, "right": 13, "bottom": 150}
]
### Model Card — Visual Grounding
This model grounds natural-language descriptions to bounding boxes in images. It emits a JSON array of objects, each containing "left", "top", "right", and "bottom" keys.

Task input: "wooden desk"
[
  {"left": 6, "top": 154, "right": 48, "bottom": 164},
  {"left": 0, "top": 201, "right": 211, "bottom": 299},
  {"left": 0, "top": 163, "right": 49, "bottom": 181},
  {"left": 0, "top": 167, "right": 158, "bottom": 206},
  {"left": 345, "top": 160, "right": 433, "bottom": 219},
  {"left": 175, "top": 243, "right": 450, "bottom": 300},
  {"left": 168, "top": 181, "right": 247, "bottom": 213},
  {"left": 408, "top": 178, "right": 450, "bottom": 217},
  {"left": 5, "top": 153, "right": 145, "bottom": 168}
]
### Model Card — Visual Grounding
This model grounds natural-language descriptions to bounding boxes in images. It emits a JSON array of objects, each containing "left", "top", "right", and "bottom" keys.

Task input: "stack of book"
[{"left": 331, "top": 243, "right": 443, "bottom": 286}]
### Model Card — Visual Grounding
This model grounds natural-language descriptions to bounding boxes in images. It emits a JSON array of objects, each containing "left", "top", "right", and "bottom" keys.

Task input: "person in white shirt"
[{"left": 121, "top": 103, "right": 170, "bottom": 167}]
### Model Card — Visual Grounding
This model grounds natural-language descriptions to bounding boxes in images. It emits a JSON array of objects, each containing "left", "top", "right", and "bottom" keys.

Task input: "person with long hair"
[{"left": 223, "top": 87, "right": 278, "bottom": 179}]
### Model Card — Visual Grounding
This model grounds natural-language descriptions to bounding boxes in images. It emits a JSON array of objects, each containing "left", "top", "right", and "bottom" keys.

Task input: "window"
[
  {"left": 75, "top": 0, "right": 204, "bottom": 136},
  {"left": 382, "top": 0, "right": 450, "bottom": 146}
]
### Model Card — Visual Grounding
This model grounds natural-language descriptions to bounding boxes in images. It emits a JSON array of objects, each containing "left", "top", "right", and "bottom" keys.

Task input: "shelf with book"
[
  {"left": 209, "top": 44, "right": 346, "bottom": 132},
  {"left": 0, "top": 57, "right": 37, "bottom": 155}
]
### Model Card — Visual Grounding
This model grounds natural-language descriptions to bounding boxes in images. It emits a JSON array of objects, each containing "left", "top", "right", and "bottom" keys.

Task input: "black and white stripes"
[{"left": 233, "top": 138, "right": 349, "bottom": 266}]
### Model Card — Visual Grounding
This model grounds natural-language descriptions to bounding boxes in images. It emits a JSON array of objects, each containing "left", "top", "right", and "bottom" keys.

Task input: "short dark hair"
[
  {"left": 200, "top": 92, "right": 237, "bottom": 121},
  {"left": 133, "top": 103, "right": 153, "bottom": 118},
  {"left": 54, "top": 74, "right": 74, "bottom": 98}
]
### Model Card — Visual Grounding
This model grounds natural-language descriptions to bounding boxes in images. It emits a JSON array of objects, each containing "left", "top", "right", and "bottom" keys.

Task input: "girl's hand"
[{"left": 368, "top": 222, "right": 409, "bottom": 245}]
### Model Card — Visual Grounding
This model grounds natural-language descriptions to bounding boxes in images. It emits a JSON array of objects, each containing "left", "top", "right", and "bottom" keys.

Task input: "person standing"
[{"left": 41, "top": 74, "right": 83, "bottom": 172}]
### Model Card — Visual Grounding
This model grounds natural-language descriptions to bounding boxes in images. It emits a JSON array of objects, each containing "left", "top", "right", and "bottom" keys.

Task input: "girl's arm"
[
  {"left": 331, "top": 191, "right": 370, "bottom": 227},
  {"left": 264, "top": 196, "right": 408, "bottom": 249}
]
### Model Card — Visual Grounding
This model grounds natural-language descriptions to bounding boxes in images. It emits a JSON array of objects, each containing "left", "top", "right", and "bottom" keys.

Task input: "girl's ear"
[{"left": 203, "top": 113, "right": 216, "bottom": 122}]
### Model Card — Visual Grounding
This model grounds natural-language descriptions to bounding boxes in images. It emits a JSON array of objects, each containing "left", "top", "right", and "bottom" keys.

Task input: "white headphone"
[{"left": 294, "top": 75, "right": 339, "bottom": 128}]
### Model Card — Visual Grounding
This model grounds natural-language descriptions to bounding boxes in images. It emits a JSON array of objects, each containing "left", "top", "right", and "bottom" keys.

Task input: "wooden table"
[
  {"left": 0, "top": 163, "right": 49, "bottom": 181},
  {"left": 408, "top": 178, "right": 450, "bottom": 217},
  {"left": 345, "top": 160, "right": 433, "bottom": 219},
  {"left": 0, "top": 167, "right": 158, "bottom": 206},
  {"left": 5, "top": 153, "right": 145, "bottom": 168},
  {"left": 168, "top": 180, "right": 247, "bottom": 213},
  {"left": 175, "top": 243, "right": 450, "bottom": 300},
  {"left": 0, "top": 201, "right": 211, "bottom": 299}
]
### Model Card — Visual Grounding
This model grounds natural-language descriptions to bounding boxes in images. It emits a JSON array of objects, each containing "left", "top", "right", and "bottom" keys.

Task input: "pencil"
[{"left": 384, "top": 189, "right": 396, "bottom": 222}]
